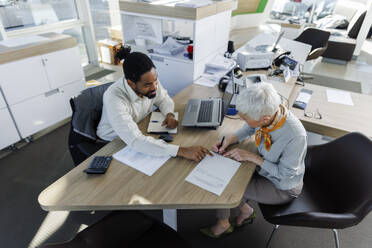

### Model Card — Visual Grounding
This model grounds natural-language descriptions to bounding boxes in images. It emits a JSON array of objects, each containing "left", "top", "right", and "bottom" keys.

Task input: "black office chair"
[
  {"left": 293, "top": 28, "right": 330, "bottom": 83},
  {"left": 259, "top": 132, "right": 372, "bottom": 248},
  {"left": 294, "top": 28, "right": 331, "bottom": 61},
  {"left": 68, "top": 82, "right": 113, "bottom": 166}
]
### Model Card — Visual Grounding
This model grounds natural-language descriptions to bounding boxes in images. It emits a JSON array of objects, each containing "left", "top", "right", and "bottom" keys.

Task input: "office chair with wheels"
[
  {"left": 68, "top": 82, "right": 113, "bottom": 166},
  {"left": 294, "top": 28, "right": 331, "bottom": 61},
  {"left": 259, "top": 132, "right": 372, "bottom": 248},
  {"left": 294, "top": 28, "right": 330, "bottom": 83}
]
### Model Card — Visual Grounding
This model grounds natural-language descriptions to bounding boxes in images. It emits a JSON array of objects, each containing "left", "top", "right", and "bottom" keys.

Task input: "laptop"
[
  {"left": 182, "top": 75, "right": 234, "bottom": 128},
  {"left": 255, "top": 31, "right": 285, "bottom": 53}
]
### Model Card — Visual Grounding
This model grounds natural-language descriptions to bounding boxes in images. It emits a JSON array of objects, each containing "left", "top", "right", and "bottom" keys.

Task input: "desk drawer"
[
  {"left": 10, "top": 89, "right": 69, "bottom": 138},
  {"left": 0, "top": 55, "right": 50, "bottom": 105}
]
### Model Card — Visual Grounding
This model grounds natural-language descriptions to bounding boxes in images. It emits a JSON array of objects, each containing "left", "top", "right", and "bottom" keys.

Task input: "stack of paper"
[
  {"left": 194, "top": 55, "right": 235, "bottom": 87},
  {"left": 153, "top": 37, "right": 185, "bottom": 56},
  {"left": 185, "top": 153, "right": 241, "bottom": 196},
  {"left": 113, "top": 146, "right": 170, "bottom": 176}
]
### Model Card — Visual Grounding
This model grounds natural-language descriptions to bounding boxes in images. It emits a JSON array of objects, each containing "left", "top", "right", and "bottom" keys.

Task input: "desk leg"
[{"left": 163, "top": 209, "right": 177, "bottom": 231}]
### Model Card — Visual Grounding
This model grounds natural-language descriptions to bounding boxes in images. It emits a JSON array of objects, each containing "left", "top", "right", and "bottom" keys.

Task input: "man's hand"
[
  {"left": 223, "top": 148, "right": 264, "bottom": 165},
  {"left": 162, "top": 113, "right": 178, "bottom": 129},
  {"left": 212, "top": 135, "right": 238, "bottom": 154},
  {"left": 178, "top": 146, "right": 213, "bottom": 162}
]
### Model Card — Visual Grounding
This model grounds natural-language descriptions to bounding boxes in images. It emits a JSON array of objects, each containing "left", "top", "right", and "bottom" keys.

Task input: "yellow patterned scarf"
[{"left": 255, "top": 104, "right": 288, "bottom": 151}]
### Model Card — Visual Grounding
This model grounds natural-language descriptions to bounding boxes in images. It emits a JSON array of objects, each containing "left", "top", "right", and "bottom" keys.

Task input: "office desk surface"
[
  {"left": 289, "top": 83, "right": 372, "bottom": 138},
  {"left": 39, "top": 84, "right": 259, "bottom": 211}
]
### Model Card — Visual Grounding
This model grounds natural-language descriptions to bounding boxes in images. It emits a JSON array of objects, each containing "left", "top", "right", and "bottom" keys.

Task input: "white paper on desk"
[
  {"left": 193, "top": 77, "right": 218, "bottom": 87},
  {"left": 0, "top": 35, "right": 49, "bottom": 47},
  {"left": 185, "top": 153, "right": 241, "bottom": 196},
  {"left": 147, "top": 112, "right": 178, "bottom": 134},
  {"left": 326, "top": 89, "right": 354, "bottom": 106},
  {"left": 113, "top": 146, "right": 170, "bottom": 176}
]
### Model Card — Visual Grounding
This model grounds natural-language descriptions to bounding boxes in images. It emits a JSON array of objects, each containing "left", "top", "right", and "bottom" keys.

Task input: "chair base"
[{"left": 265, "top": 225, "right": 340, "bottom": 248}]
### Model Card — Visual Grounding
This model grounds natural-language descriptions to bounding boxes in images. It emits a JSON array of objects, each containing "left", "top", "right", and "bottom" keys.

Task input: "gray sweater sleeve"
[
  {"left": 235, "top": 123, "right": 256, "bottom": 142},
  {"left": 260, "top": 135, "right": 307, "bottom": 185}
]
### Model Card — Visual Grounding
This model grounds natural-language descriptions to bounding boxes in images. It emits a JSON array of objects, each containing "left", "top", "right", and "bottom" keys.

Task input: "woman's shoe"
[
  {"left": 200, "top": 225, "right": 234, "bottom": 238},
  {"left": 233, "top": 211, "right": 256, "bottom": 227}
]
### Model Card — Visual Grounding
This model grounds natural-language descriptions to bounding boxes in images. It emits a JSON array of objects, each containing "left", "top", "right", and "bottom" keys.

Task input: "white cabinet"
[
  {"left": 120, "top": 2, "right": 232, "bottom": 96},
  {"left": 43, "top": 47, "right": 84, "bottom": 89},
  {"left": 0, "top": 56, "right": 50, "bottom": 105},
  {"left": 0, "top": 90, "right": 6, "bottom": 109},
  {"left": 150, "top": 55, "right": 193, "bottom": 96},
  {"left": 0, "top": 108, "right": 20, "bottom": 150},
  {"left": 11, "top": 89, "right": 66, "bottom": 138},
  {"left": 10, "top": 80, "right": 85, "bottom": 138},
  {"left": 0, "top": 46, "right": 85, "bottom": 142}
]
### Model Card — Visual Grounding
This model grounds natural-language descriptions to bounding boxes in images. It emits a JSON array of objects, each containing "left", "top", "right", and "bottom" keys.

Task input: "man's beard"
[
  {"left": 145, "top": 90, "right": 156, "bottom": 99},
  {"left": 134, "top": 86, "right": 156, "bottom": 99}
]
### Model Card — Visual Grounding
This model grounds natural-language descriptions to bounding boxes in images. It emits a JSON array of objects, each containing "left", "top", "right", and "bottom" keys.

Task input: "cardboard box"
[
  {"left": 98, "top": 39, "right": 122, "bottom": 65},
  {"left": 109, "top": 26, "right": 123, "bottom": 43}
]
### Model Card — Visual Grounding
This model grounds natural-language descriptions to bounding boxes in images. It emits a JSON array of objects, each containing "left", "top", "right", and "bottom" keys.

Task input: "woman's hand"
[
  {"left": 212, "top": 136, "right": 238, "bottom": 154},
  {"left": 223, "top": 148, "right": 264, "bottom": 165}
]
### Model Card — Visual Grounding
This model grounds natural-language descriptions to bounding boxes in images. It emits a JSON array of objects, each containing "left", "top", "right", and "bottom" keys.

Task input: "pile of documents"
[
  {"left": 153, "top": 37, "right": 185, "bottom": 56},
  {"left": 194, "top": 55, "right": 235, "bottom": 87}
]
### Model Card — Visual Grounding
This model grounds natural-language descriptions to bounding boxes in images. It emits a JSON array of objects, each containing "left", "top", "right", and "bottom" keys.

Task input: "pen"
[
  {"left": 217, "top": 136, "right": 225, "bottom": 152},
  {"left": 151, "top": 120, "right": 159, "bottom": 123}
]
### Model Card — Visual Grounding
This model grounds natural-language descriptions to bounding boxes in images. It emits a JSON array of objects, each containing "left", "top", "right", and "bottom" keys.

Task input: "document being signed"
[{"left": 185, "top": 153, "right": 241, "bottom": 196}]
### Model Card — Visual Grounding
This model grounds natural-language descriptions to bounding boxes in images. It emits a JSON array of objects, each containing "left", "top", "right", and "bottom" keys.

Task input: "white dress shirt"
[{"left": 97, "top": 78, "right": 179, "bottom": 157}]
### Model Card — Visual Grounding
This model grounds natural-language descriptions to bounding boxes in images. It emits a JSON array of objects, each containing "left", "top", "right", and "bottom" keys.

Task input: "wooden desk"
[
  {"left": 289, "top": 83, "right": 372, "bottom": 138},
  {"left": 38, "top": 84, "right": 259, "bottom": 214}
]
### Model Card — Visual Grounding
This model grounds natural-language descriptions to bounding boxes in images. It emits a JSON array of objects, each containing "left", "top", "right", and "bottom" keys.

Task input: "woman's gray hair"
[{"left": 236, "top": 82, "right": 281, "bottom": 121}]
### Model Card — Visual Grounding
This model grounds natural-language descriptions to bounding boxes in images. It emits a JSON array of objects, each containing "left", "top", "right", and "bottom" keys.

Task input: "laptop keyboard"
[{"left": 197, "top": 100, "right": 214, "bottom": 123}]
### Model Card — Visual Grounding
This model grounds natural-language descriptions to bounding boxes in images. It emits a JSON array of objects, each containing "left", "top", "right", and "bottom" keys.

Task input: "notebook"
[{"left": 147, "top": 112, "right": 179, "bottom": 134}]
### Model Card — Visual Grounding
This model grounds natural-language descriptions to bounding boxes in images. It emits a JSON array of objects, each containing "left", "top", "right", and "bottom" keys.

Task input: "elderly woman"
[{"left": 201, "top": 82, "right": 307, "bottom": 238}]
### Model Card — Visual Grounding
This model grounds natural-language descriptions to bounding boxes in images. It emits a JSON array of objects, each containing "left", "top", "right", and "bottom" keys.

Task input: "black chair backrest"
[
  {"left": 70, "top": 82, "right": 113, "bottom": 141},
  {"left": 305, "top": 132, "right": 372, "bottom": 217},
  {"left": 348, "top": 11, "right": 367, "bottom": 39},
  {"left": 294, "top": 28, "right": 330, "bottom": 51}
]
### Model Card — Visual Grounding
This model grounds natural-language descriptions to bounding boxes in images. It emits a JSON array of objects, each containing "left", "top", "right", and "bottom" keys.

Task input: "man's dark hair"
[{"left": 115, "top": 45, "right": 155, "bottom": 83}]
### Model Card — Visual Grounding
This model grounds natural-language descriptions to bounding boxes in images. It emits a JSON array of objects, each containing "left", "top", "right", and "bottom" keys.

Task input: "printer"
[{"left": 237, "top": 51, "right": 274, "bottom": 71}]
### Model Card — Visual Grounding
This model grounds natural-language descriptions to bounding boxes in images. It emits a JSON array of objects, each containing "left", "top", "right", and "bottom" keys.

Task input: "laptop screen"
[{"left": 220, "top": 76, "right": 234, "bottom": 123}]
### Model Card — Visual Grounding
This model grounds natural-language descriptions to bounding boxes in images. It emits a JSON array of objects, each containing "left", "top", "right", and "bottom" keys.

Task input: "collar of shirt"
[{"left": 122, "top": 77, "right": 144, "bottom": 103}]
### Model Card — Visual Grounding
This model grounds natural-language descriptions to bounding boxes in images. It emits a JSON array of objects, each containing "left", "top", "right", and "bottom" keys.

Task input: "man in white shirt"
[{"left": 97, "top": 48, "right": 211, "bottom": 161}]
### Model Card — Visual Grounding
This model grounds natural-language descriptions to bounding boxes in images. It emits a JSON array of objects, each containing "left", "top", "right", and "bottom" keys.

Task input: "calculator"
[{"left": 83, "top": 156, "right": 112, "bottom": 174}]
